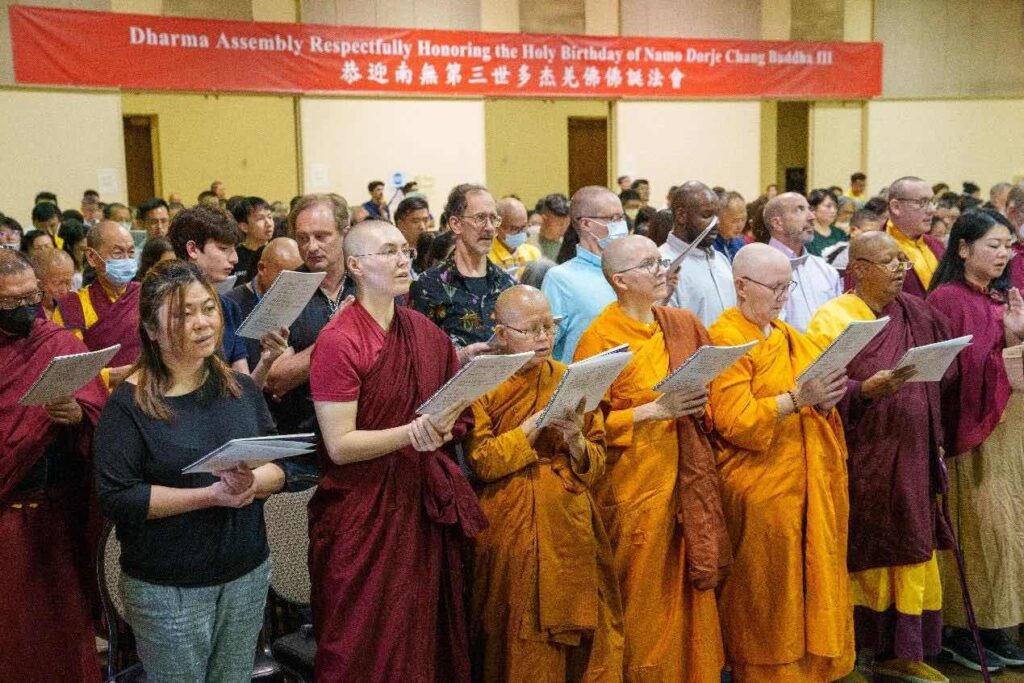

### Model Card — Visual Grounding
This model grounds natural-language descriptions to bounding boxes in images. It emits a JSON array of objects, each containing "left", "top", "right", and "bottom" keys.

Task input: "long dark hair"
[
  {"left": 929, "top": 209, "right": 1013, "bottom": 294},
  {"left": 555, "top": 224, "right": 579, "bottom": 264},
  {"left": 131, "top": 260, "right": 240, "bottom": 420}
]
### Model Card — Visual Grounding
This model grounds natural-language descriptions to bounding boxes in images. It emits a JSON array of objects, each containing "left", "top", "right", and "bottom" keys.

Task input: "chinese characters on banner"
[{"left": 9, "top": 6, "right": 883, "bottom": 99}]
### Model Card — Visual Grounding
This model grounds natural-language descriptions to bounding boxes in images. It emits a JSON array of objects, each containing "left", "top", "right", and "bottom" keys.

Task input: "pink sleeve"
[{"left": 310, "top": 326, "right": 363, "bottom": 402}]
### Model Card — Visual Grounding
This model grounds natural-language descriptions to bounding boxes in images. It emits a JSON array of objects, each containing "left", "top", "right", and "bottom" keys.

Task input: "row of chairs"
[{"left": 96, "top": 488, "right": 318, "bottom": 682}]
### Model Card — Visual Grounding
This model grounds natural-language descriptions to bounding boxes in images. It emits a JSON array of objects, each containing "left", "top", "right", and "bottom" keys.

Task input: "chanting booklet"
[
  {"left": 416, "top": 351, "right": 536, "bottom": 416},
  {"left": 237, "top": 270, "right": 327, "bottom": 339},
  {"left": 668, "top": 215, "right": 718, "bottom": 273},
  {"left": 892, "top": 335, "right": 973, "bottom": 382},
  {"left": 536, "top": 345, "right": 633, "bottom": 427},
  {"left": 797, "top": 316, "right": 890, "bottom": 384},
  {"left": 182, "top": 433, "right": 316, "bottom": 474},
  {"left": 18, "top": 344, "right": 121, "bottom": 406},
  {"left": 654, "top": 341, "right": 758, "bottom": 393}
]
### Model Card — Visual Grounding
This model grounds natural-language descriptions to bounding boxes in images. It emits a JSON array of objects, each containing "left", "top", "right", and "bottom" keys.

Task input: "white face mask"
[
  {"left": 503, "top": 231, "right": 527, "bottom": 251},
  {"left": 594, "top": 219, "right": 630, "bottom": 250}
]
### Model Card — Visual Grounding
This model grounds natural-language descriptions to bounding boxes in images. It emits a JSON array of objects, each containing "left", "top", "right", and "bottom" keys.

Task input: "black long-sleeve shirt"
[{"left": 95, "top": 371, "right": 274, "bottom": 587}]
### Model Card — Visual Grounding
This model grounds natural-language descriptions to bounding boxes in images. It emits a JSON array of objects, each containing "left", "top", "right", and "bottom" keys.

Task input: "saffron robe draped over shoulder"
[
  {"left": 0, "top": 319, "right": 107, "bottom": 683},
  {"left": 707, "top": 307, "right": 854, "bottom": 682},
  {"left": 307, "top": 306, "right": 487, "bottom": 683},
  {"left": 806, "top": 293, "right": 955, "bottom": 660},
  {"left": 575, "top": 302, "right": 725, "bottom": 683},
  {"left": 467, "top": 358, "right": 624, "bottom": 682}
]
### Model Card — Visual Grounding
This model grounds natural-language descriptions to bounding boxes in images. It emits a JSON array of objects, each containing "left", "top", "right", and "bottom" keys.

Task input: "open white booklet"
[
  {"left": 893, "top": 335, "right": 972, "bottom": 382},
  {"left": 181, "top": 434, "right": 316, "bottom": 474},
  {"left": 416, "top": 351, "right": 536, "bottom": 416},
  {"left": 237, "top": 270, "right": 326, "bottom": 339},
  {"left": 536, "top": 344, "right": 633, "bottom": 428},
  {"left": 18, "top": 344, "right": 121, "bottom": 406},
  {"left": 797, "top": 316, "right": 890, "bottom": 384},
  {"left": 654, "top": 341, "right": 757, "bottom": 393}
]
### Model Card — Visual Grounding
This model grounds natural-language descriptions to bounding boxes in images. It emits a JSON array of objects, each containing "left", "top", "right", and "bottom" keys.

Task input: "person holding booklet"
[
  {"left": 574, "top": 235, "right": 729, "bottom": 681},
  {"left": 707, "top": 242, "right": 854, "bottom": 681},
  {"left": 94, "top": 259, "right": 282, "bottom": 682},
  {"left": 927, "top": 210, "right": 1024, "bottom": 668},
  {"left": 0, "top": 250, "right": 108, "bottom": 682},
  {"left": 466, "top": 285, "right": 624, "bottom": 680},
  {"left": 308, "top": 221, "right": 486, "bottom": 681},
  {"left": 806, "top": 231, "right": 964, "bottom": 681}
]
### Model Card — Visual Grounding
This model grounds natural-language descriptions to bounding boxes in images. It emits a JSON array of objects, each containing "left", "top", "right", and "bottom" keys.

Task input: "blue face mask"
[
  {"left": 105, "top": 258, "right": 138, "bottom": 285},
  {"left": 503, "top": 231, "right": 527, "bottom": 251},
  {"left": 596, "top": 219, "right": 630, "bottom": 250}
]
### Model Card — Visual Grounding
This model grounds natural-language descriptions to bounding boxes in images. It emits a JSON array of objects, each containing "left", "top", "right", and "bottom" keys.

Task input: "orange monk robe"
[
  {"left": 707, "top": 307, "right": 854, "bottom": 682},
  {"left": 467, "top": 358, "right": 624, "bottom": 682},
  {"left": 575, "top": 302, "right": 724, "bottom": 682}
]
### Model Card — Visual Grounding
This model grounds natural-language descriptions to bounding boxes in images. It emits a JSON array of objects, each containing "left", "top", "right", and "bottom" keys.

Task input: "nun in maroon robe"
[
  {"left": 1, "top": 317, "right": 108, "bottom": 682},
  {"left": 307, "top": 300, "right": 486, "bottom": 682}
]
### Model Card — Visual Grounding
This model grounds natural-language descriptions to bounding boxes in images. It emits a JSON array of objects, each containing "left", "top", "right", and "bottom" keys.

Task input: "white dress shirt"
[
  {"left": 659, "top": 232, "right": 737, "bottom": 328},
  {"left": 768, "top": 237, "right": 842, "bottom": 332}
]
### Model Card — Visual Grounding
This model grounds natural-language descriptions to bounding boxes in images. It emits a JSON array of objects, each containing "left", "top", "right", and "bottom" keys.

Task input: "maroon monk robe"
[
  {"left": 0, "top": 319, "right": 107, "bottom": 683},
  {"left": 928, "top": 281, "right": 1012, "bottom": 456},
  {"left": 55, "top": 281, "right": 142, "bottom": 367},
  {"left": 307, "top": 306, "right": 487, "bottom": 683},
  {"left": 901, "top": 235, "right": 946, "bottom": 299},
  {"left": 835, "top": 294, "right": 957, "bottom": 658}
]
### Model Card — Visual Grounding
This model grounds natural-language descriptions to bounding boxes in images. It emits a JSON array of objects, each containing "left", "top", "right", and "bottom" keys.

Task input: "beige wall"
[
  {"left": 615, "top": 101, "right": 761, "bottom": 202},
  {"left": 866, "top": 98, "right": 1024, "bottom": 196},
  {"left": 121, "top": 92, "right": 300, "bottom": 205},
  {"left": 808, "top": 101, "right": 863, "bottom": 189},
  {"left": 485, "top": 99, "right": 609, "bottom": 207},
  {"left": 620, "top": 0, "right": 760, "bottom": 38},
  {"left": 0, "top": 89, "right": 126, "bottom": 223},
  {"left": 299, "top": 98, "right": 486, "bottom": 213}
]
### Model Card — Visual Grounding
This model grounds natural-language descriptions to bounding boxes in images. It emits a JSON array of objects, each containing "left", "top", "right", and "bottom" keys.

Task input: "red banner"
[{"left": 9, "top": 6, "right": 882, "bottom": 99}]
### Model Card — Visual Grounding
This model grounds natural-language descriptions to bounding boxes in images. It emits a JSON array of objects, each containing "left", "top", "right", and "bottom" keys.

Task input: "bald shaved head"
[
  {"left": 732, "top": 242, "right": 789, "bottom": 279},
  {"left": 495, "top": 284, "right": 548, "bottom": 323},
  {"left": 31, "top": 247, "right": 73, "bottom": 276},
  {"left": 670, "top": 180, "right": 720, "bottom": 246},
  {"left": 847, "top": 230, "right": 897, "bottom": 263},
  {"left": 0, "top": 248, "right": 33, "bottom": 277},
  {"left": 846, "top": 231, "right": 907, "bottom": 306},
  {"left": 343, "top": 220, "right": 412, "bottom": 296},
  {"left": 86, "top": 220, "right": 130, "bottom": 250},
  {"left": 260, "top": 237, "right": 301, "bottom": 267},
  {"left": 343, "top": 220, "right": 402, "bottom": 259},
  {"left": 569, "top": 186, "right": 617, "bottom": 219},
  {"left": 601, "top": 235, "right": 657, "bottom": 282}
]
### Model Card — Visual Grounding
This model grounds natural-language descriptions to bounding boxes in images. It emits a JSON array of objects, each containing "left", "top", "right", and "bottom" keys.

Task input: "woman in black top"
[{"left": 95, "top": 260, "right": 279, "bottom": 682}]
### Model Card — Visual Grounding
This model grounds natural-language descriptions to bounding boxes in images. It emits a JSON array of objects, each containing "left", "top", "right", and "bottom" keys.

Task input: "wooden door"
[
  {"left": 567, "top": 117, "right": 608, "bottom": 196},
  {"left": 123, "top": 116, "right": 157, "bottom": 206}
]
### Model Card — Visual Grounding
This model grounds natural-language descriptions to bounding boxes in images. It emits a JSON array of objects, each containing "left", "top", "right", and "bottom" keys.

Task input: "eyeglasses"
[
  {"left": 615, "top": 257, "right": 671, "bottom": 275},
  {"left": 855, "top": 257, "right": 912, "bottom": 273},
  {"left": 458, "top": 213, "right": 502, "bottom": 228},
  {"left": 741, "top": 276, "right": 798, "bottom": 298},
  {"left": 504, "top": 224, "right": 529, "bottom": 234},
  {"left": 0, "top": 289, "right": 43, "bottom": 310},
  {"left": 501, "top": 321, "right": 560, "bottom": 339},
  {"left": 894, "top": 197, "right": 938, "bottom": 211},
  {"left": 579, "top": 214, "right": 627, "bottom": 223},
  {"left": 350, "top": 246, "right": 416, "bottom": 261}
]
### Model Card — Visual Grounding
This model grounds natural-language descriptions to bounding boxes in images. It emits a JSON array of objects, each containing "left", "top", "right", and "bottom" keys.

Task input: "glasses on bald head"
[
  {"left": 614, "top": 257, "right": 671, "bottom": 275},
  {"left": 501, "top": 320, "right": 559, "bottom": 339},
  {"left": 740, "top": 276, "right": 797, "bottom": 298},
  {"left": 854, "top": 256, "right": 912, "bottom": 274},
  {"left": 350, "top": 245, "right": 416, "bottom": 262},
  {"left": 893, "top": 196, "right": 938, "bottom": 211}
]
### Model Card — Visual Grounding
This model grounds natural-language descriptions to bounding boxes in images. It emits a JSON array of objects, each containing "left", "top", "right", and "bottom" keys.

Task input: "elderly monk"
[
  {"left": 806, "top": 232, "right": 956, "bottom": 683},
  {"left": 0, "top": 250, "right": 107, "bottom": 682},
  {"left": 31, "top": 248, "right": 75, "bottom": 320},
  {"left": 467, "top": 285, "right": 624, "bottom": 681},
  {"left": 707, "top": 242, "right": 853, "bottom": 682},
  {"left": 54, "top": 220, "right": 141, "bottom": 386},
  {"left": 575, "top": 235, "right": 728, "bottom": 682},
  {"left": 309, "top": 220, "right": 486, "bottom": 682}
]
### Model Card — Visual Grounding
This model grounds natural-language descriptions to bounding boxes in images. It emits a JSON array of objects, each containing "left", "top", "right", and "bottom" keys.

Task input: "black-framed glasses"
[
  {"left": 741, "top": 276, "right": 797, "bottom": 298},
  {"left": 855, "top": 257, "right": 912, "bottom": 273},
  {"left": 457, "top": 213, "right": 502, "bottom": 228},
  {"left": 615, "top": 257, "right": 671, "bottom": 275},
  {"left": 350, "top": 246, "right": 416, "bottom": 261},
  {"left": 0, "top": 289, "right": 43, "bottom": 310},
  {"left": 502, "top": 320, "right": 560, "bottom": 339},
  {"left": 894, "top": 196, "right": 938, "bottom": 211},
  {"left": 579, "top": 213, "right": 627, "bottom": 223}
]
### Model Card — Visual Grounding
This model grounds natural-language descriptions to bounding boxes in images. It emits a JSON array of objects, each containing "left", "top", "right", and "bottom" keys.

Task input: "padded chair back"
[{"left": 264, "top": 487, "right": 315, "bottom": 605}]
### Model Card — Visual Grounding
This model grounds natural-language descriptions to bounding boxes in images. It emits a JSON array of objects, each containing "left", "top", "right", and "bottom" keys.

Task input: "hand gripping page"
[{"left": 536, "top": 345, "right": 634, "bottom": 428}]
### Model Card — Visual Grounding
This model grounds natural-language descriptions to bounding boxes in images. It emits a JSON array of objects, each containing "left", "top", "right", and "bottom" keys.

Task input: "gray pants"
[{"left": 120, "top": 557, "right": 271, "bottom": 683}]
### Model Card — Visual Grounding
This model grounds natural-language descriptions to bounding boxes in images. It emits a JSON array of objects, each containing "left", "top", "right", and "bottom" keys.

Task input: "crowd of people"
[{"left": 2, "top": 171, "right": 1024, "bottom": 683}]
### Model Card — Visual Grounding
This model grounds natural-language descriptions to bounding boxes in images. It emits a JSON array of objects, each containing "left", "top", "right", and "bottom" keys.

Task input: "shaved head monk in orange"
[
  {"left": 467, "top": 285, "right": 624, "bottom": 681},
  {"left": 575, "top": 235, "right": 728, "bottom": 681},
  {"left": 707, "top": 242, "right": 854, "bottom": 681}
]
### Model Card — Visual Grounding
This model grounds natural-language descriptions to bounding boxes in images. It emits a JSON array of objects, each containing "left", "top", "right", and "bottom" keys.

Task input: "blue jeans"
[{"left": 120, "top": 557, "right": 271, "bottom": 683}]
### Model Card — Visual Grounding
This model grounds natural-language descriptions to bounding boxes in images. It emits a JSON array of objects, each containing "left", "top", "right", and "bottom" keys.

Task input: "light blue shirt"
[
  {"left": 541, "top": 246, "right": 616, "bottom": 363},
  {"left": 768, "top": 237, "right": 842, "bottom": 332}
]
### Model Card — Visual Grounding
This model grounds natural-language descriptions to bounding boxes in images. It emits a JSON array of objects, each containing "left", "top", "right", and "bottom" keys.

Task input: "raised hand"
[
  {"left": 860, "top": 365, "right": 916, "bottom": 400},
  {"left": 1005, "top": 287, "right": 1024, "bottom": 338},
  {"left": 259, "top": 326, "right": 290, "bottom": 364}
]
